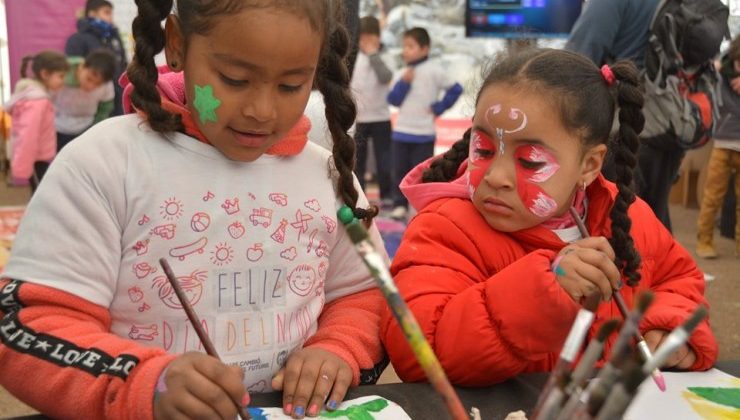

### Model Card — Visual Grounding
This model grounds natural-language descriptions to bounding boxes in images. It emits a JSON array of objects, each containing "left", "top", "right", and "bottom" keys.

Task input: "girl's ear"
[
  {"left": 164, "top": 14, "right": 185, "bottom": 72},
  {"left": 580, "top": 143, "right": 607, "bottom": 186}
]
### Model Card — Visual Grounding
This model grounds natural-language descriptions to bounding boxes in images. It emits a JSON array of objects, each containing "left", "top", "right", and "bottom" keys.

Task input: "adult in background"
[{"left": 66, "top": 0, "right": 128, "bottom": 117}]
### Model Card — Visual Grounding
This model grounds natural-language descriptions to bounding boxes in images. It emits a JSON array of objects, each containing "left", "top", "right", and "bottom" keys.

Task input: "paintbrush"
[
  {"left": 341, "top": 218, "right": 469, "bottom": 420},
  {"left": 594, "top": 360, "right": 647, "bottom": 420},
  {"left": 532, "top": 291, "right": 601, "bottom": 419},
  {"left": 555, "top": 319, "right": 621, "bottom": 420},
  {"left": 159, "top": 258, "right": 252, "bottom": 420},
  {"left": 641, "top": 305, "right": 708, "bottom": 375},
  {"left": 568, "top": 207, "right": 666, "bottom": 392}
]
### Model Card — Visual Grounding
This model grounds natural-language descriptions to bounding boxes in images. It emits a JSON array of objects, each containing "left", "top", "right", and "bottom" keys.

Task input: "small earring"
[
  {"left": 581, "top": 181, "right": 588, "bottom": 191},
  {"left": 170, "top": 61, "right": 178, "bottom": 69}
]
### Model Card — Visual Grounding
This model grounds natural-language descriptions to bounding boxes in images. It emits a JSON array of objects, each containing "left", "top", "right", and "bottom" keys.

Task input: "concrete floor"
[{"left": 0, "top": 182, "right": 738, "bottom": 417}]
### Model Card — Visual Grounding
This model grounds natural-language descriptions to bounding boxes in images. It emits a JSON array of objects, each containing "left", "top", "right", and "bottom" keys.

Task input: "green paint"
[
  {"left": 554, "top": 264, "right": 566, "bottom": 277},
  {"left": 323, "top": 398, "right": 389, "bottom": 420},
  {"left": 193, "top": 84, "right": 221, "bottom": 124},
  {"left": 688, "top": 387, "right": 740, "bottom": 409}
]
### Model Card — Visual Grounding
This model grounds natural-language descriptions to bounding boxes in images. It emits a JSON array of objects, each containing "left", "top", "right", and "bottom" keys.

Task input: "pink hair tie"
[{"left": 600, "top": 65, "right": 616, "bottom": 86}]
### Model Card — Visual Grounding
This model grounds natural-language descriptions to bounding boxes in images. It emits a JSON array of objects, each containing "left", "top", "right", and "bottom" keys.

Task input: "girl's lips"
[
  {"left": 483, "top": 198, "right": 514, "bottom": 216},
  {"left": 230, "top": 128, "right": 270, "bottom": 148}
]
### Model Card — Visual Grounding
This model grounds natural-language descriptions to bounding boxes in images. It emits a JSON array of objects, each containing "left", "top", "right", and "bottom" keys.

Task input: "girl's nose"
[
  {"left": 242, "top": 87, "right": 277, "bottom": 123},
  {"left": 483, "top": 158, "right": 515, "bottom": 190}
]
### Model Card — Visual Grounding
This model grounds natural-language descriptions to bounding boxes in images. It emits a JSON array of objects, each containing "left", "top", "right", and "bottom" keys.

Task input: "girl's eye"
[
  {"left": 518, "top": 159, "right": 546, "bottom": 170},
  {"left": 219, "top": 73, "right": 247, "bottom": 87},
  {"left": 279, "top": 84, "right": 303, "bottom": 93},
  {"left": 475, "top": 149, "right": 495, "bottom": 158}
]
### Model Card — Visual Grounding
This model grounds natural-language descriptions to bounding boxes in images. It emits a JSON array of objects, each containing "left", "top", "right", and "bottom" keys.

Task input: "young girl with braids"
[
  {"left": 0, "top": 1, "right": 387, "bottom": 419},
  {"left": 382, "top": 49, "right": 718, "bottom": 385}
]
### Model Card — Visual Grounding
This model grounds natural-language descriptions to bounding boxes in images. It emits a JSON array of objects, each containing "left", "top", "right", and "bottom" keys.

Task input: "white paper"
[
  {"left": 245, "top": 395, "right": 412, "bottom": 419},
  {"left": 624, "top": 369, "right": 740, "bottom": 419}
]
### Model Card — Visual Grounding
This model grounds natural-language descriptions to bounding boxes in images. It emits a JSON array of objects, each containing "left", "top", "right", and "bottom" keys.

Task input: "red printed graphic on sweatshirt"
[
  {"left": 304, "top": 199, "right": 321, "bottom": 212},
  {"left": 133, "top": 262, "right": 157, "bottom": 279},
  {"left": 160, "top": 197, "right": 184, "bottom": 221},
  {"left": 271, "top": 219, "right": 289, "bottom": 244},
  {"left": 151, "top": 224, "right": 176, "bottom": 240},
  {"left": 248, "top": 380, "right": 269, "bottom": 393},
  {"left": 228, "top": 221, "right": 246, "bottom": 239},
  {"left": 128, "top": 286, "right": 144, "bottom": 302},
  {"left": 249, "top": 208, "right": 273, "bottom": 228},
  {"left": 152, "top": 269, "right": 207, "bottom": 309},
  {"left": 133, "top": 239, "right": 149, "bottom": 256},
  {"left": 269, "top": 193, "right": 288, "bottom": 207},
  {"left": 318, "top": 261, "right": 328, "bottom": 279},
  {"left": 288, "top": 264, "right": 317, "bottom": 297},
  {"left": 137, "top": 214, "right": 150, "bottom": 226},
  {"left": 128, "top": 324, "right": 159, "bottom": 341},
  {"left": 321, "top": 216, "right": 336, "bottom": 234},
  {"left": 315, "top": 241, "right": 329, "bottom": 258},
  {"left": 291, "top": 209, "right": 313, "bottom": 240},
  {"left": 280, "top": 247, "right": 298, "bottom": 261},
  {"left": 169, "top": 237, "right": 208, "bottom": 261},
  {"left": 307, "top": 229, "right": 319, "bottom": 253},
  {"left": 210, "top": 242, "right": 234, "bottom": 266},
  {"left": 248, "top": 192, "right": 257, "bottom": 200},
  {"left": 247, "top": 243, "right": 265, "bottom": 262},
  {"left": 203, "top": 191, "right": 215, "bottom": 201},
  {"left": 222, "top": 198, "right": 240, "bottom": 215},
  {"left": 138, "top": 302, "right": 151, "bottom": 312},
  {"left": 190, "top": 212, "right": 211, "bottom": 232}
]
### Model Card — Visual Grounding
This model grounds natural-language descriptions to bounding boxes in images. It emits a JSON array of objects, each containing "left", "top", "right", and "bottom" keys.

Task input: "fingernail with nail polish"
[
  {"left": 617, "top": 280, "right": 623, "bottom": 289},
  {"left": 327, "top": 400, "right": 338, "bottom": 410},
  {"left": 284, "top": 403, "right": 293, "bottom": 414},
  {"left": 294, "top": 406, "right": 305, "bottom": 417},
  {"left": 242, "top": 394, "right": 250, "bottom": 407},
  {"left": 308, "top": 404, "right": 319, "bottom": 416}
]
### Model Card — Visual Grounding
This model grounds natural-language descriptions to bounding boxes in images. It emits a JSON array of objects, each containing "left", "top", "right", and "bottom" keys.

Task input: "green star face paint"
[{"left": 193, "top": 84, "right": 221, "bottom": 124}]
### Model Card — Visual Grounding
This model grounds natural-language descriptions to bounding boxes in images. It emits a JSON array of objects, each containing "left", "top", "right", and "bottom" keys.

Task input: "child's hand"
[
  {"left": 644, "top": 329, "right": 697, "bottom": 369},
  {"left": 402, "top": 67, "right": 415, "bottom": 82},
  {"left": 153, "top": 352, "right": 248, "bottom": 420},
  {"left": 272, "top": 347, "right": 353, "bottom": 418},
  {"left": 553, "top": 236, "right": 622, "bottom": 303}
]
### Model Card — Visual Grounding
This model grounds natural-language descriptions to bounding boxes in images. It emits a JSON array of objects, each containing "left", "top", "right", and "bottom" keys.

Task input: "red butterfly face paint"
[
  {"left": 514, "top": 145, "right": 560, "bottom": 218},
  {"left": 467, "top": 130, "right": 497, "bottom": 196}
]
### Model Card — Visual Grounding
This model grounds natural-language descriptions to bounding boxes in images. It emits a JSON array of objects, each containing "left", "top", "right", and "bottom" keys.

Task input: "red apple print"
[
  {"left": 247, "top": 243, "right": 264, "bottom": 262},
  {"left": 229, "top": 221, "right": 246, "bottom": 239}
]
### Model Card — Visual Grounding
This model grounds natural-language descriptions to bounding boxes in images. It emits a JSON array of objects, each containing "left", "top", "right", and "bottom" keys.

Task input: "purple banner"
[{"left": 6, "top": 0, "right": 85, "bottom": 87}]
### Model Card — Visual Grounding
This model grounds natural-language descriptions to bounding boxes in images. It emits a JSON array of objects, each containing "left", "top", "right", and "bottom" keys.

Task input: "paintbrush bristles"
[
  {"left": 596, "top": 319, "right": 621, "bottom": 341},
  {"left": 684, "top": 305, "right": 708, "bottom": 332},
  {"left": 634, "top": 291, "right": 654, "bottom": 314},
  {"left": 583, "top": 290, "right": 602, "bottom": 312}
]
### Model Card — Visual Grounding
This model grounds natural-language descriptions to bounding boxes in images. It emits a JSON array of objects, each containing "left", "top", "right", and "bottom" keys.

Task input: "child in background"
[
  {"left": 351, "top": 16, "right": 394, "bottom": 206},
  {"left": 66, "top": 0, "right": 128, "bottom": 117},
  {"left": 4, "top": 51, "right": 68, "bottom": 190},
  {"left": 696, "top": 36, "right": 740, "bottom": 259},
  {"left": 387, "top": 27, "right": 463, "bottom": 220},
  {"left": 0, "top": 2, "right": 386, "bottom": 419},
  {"left": 382, "top": 49, "right": 717, "bottom": 385},
  {"left": 55, "top": 49, "right": 116, "bottom": 151}
]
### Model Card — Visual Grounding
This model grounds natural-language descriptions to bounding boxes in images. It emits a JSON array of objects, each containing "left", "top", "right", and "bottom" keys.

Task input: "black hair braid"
[
  {"left": 422, "top": 128, "right": 472, "bottom": 183},
  {"left": 316, "top": 11, "right": 379, "bottom": 223},
  {"left": 128, "top": 0, "right": 182, "bottom": 133},
  {"left": 608, "top": 61, "right": 644, "bottom": 286}
]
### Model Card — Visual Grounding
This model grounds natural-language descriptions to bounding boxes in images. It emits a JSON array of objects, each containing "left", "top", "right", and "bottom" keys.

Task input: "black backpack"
[{"left": 640, "top": 0, "right": 730, "bottom": 151}]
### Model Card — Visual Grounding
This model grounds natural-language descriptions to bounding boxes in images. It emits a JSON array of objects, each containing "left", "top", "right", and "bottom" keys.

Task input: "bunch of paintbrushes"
[
  {"left": 339, "top": 212, "right": 472, "bottom": 420},
  {"left": 532, "top": 292, "right": 708, "bottom": 420}
]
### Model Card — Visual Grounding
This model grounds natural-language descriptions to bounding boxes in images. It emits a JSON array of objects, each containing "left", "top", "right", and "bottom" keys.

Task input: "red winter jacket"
[{"left": 381, "top": 163, "right": 717, "bottom": 386}]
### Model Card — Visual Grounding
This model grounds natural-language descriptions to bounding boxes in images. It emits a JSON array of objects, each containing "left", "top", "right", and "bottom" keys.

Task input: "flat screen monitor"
[{"left": 466, "top": 0, "right": 583, "bottom": 39}]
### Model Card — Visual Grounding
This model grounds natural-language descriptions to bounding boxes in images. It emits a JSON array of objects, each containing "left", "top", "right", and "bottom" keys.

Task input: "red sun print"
[
  {"left": 321, "top": 216, "right": 336, "bottom": 234},
  {"left": 247, "top": 243, "right": 264, "bottom": 262},
  {"left": 151, "top": 269, "right": 206, "bottom": 309},
  {"left": 249, "top": 208, "right": 273, "bottom": 228},
  {"left": 288, "top": 264, "right": 317, "bottom": 296},
  {"left": 304, "top": 199, "right": 321, "bottom": 212},
  {"left": 210, "top": 242, "right": 234, "bottom": 266},
  {"left": 160, "top": 197, "right": 184, "bottom": 221},
  {"left": 280, "top": 247, "right": 298, "bottom": 261},
  {"left": 190, "top": 212, "right": 211, "bottom": 232},
  {"left": 228, "top": 221, "right": 246, "bottom": 239},
  {"left": 221, "top": 198, "right": 240, "bottom": 215},
  {"left": 151, "top": 224, "right": 176, "bottom": 240},
  {"left": 169, "top": 237, "right": 208, "bottom": 261},
  {"left": 269, "top": 193, "right": 288, "bottom": 207}
]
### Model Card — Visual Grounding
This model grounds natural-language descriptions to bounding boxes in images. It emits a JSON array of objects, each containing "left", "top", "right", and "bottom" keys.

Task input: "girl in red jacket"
[
  {"left": 382, "top": 48, "right": 718, "bottom": 386},
  {"left": 5, "top": 51, "right": 68, "bottom": 190}
]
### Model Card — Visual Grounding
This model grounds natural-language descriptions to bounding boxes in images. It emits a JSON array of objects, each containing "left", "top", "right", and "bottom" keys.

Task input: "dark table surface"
[{"left": 8, "top": 360, "right": 740, "bottom": 419}]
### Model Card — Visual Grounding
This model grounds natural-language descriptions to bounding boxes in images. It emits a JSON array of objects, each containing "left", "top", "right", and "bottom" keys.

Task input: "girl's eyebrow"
[
  {"left": 212, "top": 53, "right": 315, "bottom": 76},
  {"left": 471, "top": 124, "right": 493, "bottom": 137}
]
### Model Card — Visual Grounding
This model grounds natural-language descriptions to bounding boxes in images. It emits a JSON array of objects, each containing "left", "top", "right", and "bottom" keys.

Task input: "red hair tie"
[{"left": 600, "top": 65, "right": 616, "bottom": 86}]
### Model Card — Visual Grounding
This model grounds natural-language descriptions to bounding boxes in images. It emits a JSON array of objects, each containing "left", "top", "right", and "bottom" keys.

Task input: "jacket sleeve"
[
  {"left": 0, "top": 278, "right": 176, "bottom": 420},
  {"left": 10, "top": 100, "right": 46, "bottom": 182},
  {"left": 65, "top": 33, "right": 89, "bottom": 58},
  {"left": 565, "top": 0, "right": 626, "bottom": 65},
  {"left": 381, "top": 211, "right": 580, "bottom": 386},
  {"left": 387, "top": 79, "right": 411, "bottom": 106},
  {"left": 635, "top": 203, "right": 718, "bottom": 371}
]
